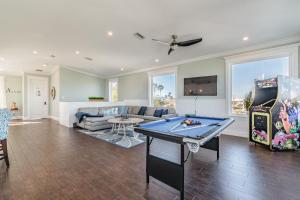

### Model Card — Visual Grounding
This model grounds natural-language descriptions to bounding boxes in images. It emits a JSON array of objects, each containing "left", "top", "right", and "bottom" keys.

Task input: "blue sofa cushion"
[
  {"left": 162, "top": 109, "right": 168, "bottom": 115},
  {"left": 153, "top": 109, "right": 163, "bottom": 117},
  {"left": 138, "top": 106, "right": 147, "bottom": 115}
]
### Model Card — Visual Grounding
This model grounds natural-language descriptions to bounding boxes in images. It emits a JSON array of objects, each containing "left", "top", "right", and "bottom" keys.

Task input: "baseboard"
[
  {"left": 222, "top": 130, "right": 248, "bottom": 138},
  {"left": 11, "top": 115, "right": 23, "bottom": 120},
  {"left": 49, "top": 116, "right": 59, "bottom": 121},
  {"left": 22, "top": 116, "right": 30, "bottom": 120}
]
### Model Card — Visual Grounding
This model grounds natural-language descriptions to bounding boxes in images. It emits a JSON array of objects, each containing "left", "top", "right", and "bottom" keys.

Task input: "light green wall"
[
  {"left": 60, "top": 67, "right": 106, "bottom": 102},
  {"left": 115, "top": 57, "right": 225, "bottom": 101},
  {"left": 299, "top": 46, "right": 300, "bottom": 77},
  {"left": 118, "top": 72, "right": 149, "bottom": 101},
  {"left": 177, "top": 58, "right": 225, "bottom": 99},
  {"left": 4, "top": 75, "right": 23, "bottom": 116}
]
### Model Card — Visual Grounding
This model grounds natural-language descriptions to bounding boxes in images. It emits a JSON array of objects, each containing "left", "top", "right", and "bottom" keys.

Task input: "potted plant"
[
  {"left": 88, "top": 96, "right": 105, "bottom": 102},
  {"left": 243, "top": 91, "right": 253, "bottom": 113}
]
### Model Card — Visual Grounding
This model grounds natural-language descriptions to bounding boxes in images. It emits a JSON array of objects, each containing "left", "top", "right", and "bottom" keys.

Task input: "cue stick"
[
  {"left": 171, "top": 123, "right": 221, "bottom": 133},
  {"left": 168, "top": 122, "right": 183, "bottom": 132}
]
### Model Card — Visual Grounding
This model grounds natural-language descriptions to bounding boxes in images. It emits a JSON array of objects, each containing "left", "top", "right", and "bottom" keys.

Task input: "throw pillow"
[
  {"left": 118, "top": 106, "right": 128, "bottom": 115},
  {"left": 153, "top": 109, "right": 163, "bottom": 117},
  {"left": 138, "top": 106, "right": 147, "bottom": 115},
  {"left": 102, "top": 108, "right": 114, "bottom": 116},
  {"left": 162, "top": 109, "right": 168, "bottom": 115}
]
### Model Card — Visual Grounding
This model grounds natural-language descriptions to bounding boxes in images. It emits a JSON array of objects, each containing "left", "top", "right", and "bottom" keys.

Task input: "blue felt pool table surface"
[{"left": 137, "top": 116, "right": 228, "bottom": 139}]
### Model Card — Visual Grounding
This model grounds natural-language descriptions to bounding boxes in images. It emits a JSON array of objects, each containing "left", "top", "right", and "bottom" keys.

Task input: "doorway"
[{"left": 27, "top": 76, "right": 49, "bottom": 119}]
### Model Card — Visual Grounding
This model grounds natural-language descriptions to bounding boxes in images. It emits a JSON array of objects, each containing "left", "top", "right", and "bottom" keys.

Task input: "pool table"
[{"left": 134, "top": 116, "right": 234, "bottom": 200}]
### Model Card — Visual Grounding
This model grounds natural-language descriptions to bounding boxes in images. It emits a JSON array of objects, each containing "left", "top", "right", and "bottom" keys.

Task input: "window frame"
[
  {"left": 225, "top": 45, "right": 299, "bottom": 117},
  {"left": 108, "top": 78, "right": 118, "bottom": 102},
  {"left": 148, "top": 67, "right": 177, "bottom": 107}
]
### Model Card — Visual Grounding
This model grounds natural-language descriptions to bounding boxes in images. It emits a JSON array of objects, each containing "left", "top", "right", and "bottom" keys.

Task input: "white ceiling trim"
[
  {"left": 0, "top": 71, "right": 23, "bottom": 76},
  {"left": 49, "top": 65, "right": 60, "bottom": 75},
  {"left": 62, "top": 66, "right": 105, "bottom": 79},
  {"left": 109, "top": 35, "right": 300, "bottom": 78}
]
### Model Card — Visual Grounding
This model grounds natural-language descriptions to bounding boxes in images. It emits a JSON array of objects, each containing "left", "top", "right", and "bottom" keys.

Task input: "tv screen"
[{"left": 184, "top": 75, "right": 217, "bottom": 96}]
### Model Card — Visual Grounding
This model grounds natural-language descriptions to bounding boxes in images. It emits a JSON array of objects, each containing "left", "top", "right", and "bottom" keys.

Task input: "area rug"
[{"left": 77, "top": 128, "right": 146, "bottom": 148}]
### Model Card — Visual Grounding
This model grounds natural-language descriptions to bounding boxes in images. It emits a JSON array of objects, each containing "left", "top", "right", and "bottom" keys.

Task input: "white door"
[{"left": 28, "top": 77, "right": 49, "bottom": 119}]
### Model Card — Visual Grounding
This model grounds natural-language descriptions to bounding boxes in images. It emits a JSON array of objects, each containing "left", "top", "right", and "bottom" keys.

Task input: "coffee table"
[{"left": 107, "top": 117, "right": 144, "bottom": 147}]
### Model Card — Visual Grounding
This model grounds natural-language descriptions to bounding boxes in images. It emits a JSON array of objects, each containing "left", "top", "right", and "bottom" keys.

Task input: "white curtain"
[{"left": 0, "top": 76, "right": 7, "bottom": 108}]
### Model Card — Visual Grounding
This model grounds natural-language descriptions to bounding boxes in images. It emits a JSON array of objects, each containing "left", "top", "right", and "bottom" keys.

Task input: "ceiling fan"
[{"left": 152, "top": 35, "right": 202, "bottom": 55}]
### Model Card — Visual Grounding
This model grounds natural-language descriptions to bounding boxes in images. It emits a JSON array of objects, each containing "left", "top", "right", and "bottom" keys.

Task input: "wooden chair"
[{"left": 0, "top": 109, "right": 11, "bottom": 167}]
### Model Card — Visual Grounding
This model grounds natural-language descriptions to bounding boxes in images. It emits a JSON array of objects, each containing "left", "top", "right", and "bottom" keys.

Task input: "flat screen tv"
[{"left": 184, "top": 75, "right": 217, "bottom": 96}]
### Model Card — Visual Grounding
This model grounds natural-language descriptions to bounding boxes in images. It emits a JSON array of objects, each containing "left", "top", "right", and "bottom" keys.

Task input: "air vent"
[
  {"left": 134, "top": 32, "right": 145, "bottom": 40},
  {"left": 36, "top": 69, "right": 43, "bottom": 72},
  {"left": 50, "top": 54, "right": 56, "bottom": 58},
  {"left": 84, "top": 57, "right": 93, "bottom": 61}
]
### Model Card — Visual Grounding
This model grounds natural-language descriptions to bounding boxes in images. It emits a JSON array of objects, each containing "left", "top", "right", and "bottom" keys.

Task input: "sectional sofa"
[{"left": 76, "top": 106, "right": 177, "bottom": 131}]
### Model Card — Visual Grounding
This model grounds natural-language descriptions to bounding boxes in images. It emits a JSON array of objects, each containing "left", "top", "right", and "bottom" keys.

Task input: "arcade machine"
[{"left": 249, "top": 75, "right": 300, "bottom": 150}]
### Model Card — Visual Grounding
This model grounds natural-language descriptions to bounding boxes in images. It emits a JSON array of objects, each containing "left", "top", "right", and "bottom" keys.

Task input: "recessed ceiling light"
[
  {"left": 243, "top": 36, "right": 249, "bottom": 41},
  {"left": 120, "top": 67, "right": 124, "bottom": 71},
  {"left": 107, "top": 31, "right": 113, "bottom": 36},
  {"left": 155, "top": 59, "right": 159, "bottom": 63},
  {"left": 75, "top": 50, "right": 80, "bottom": 55},
  {"left": 33, "top": 50, "right": 38, "bottom": 54},
  {"left": 0, "top": 57, "right": 4, "bottom": 61},
  {"left": 42, "top": 64, "right": 47, "bottom": 67}
]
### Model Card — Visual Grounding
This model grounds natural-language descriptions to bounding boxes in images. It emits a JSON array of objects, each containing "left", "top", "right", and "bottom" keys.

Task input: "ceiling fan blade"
[
  {"left": 176, "top": 38, "right": 202, "bottom": 47},
  {"left": 168, "top": 48, "right": 174, "bottom": 55},
  {"left": 152, "top": 38, "right": 170, "bottom": 45}
]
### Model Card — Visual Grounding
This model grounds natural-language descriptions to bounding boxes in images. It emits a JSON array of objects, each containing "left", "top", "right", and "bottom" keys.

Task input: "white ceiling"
[{"left": 0, "top": 0, "right": 300, "bottom": 77}]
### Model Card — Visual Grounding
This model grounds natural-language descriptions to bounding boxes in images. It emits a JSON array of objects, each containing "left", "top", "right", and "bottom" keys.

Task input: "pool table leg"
[
  {"left": 201, "top": 136, "right": 220, "bottom": 160},
  {"left": 146, "top": 136, "right": 150, "bottom": 185},
  {"left": 216, "top": 136, "right": 219, "bottom": 160},
  {"left": 180, "top": 144, "right": 184, "bottom": 200}
]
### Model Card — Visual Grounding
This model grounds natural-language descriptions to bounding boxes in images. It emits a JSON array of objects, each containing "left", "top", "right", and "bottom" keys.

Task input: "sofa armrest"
[{"left": 161, "top": 114, "right": 178, "bottom": 119}]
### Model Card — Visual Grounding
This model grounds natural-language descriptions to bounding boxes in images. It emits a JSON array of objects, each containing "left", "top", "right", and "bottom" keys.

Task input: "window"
[
  {"left": 231, "top": 57, "right": 289, "bottom": 115},
  {"left": 226, "top": 45, "right": 298, "bottom": 116},
  {"left": 149, "top": 70, "right": 176, "bottom": 108},
  {"left": 109, "top": 79, "right": 118, "bottom": 102}
]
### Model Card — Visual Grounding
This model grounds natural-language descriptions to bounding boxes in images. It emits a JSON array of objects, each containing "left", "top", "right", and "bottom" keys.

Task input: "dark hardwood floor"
[{"left": 1, "top": 119, "right": 300, "bottom": 200}]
